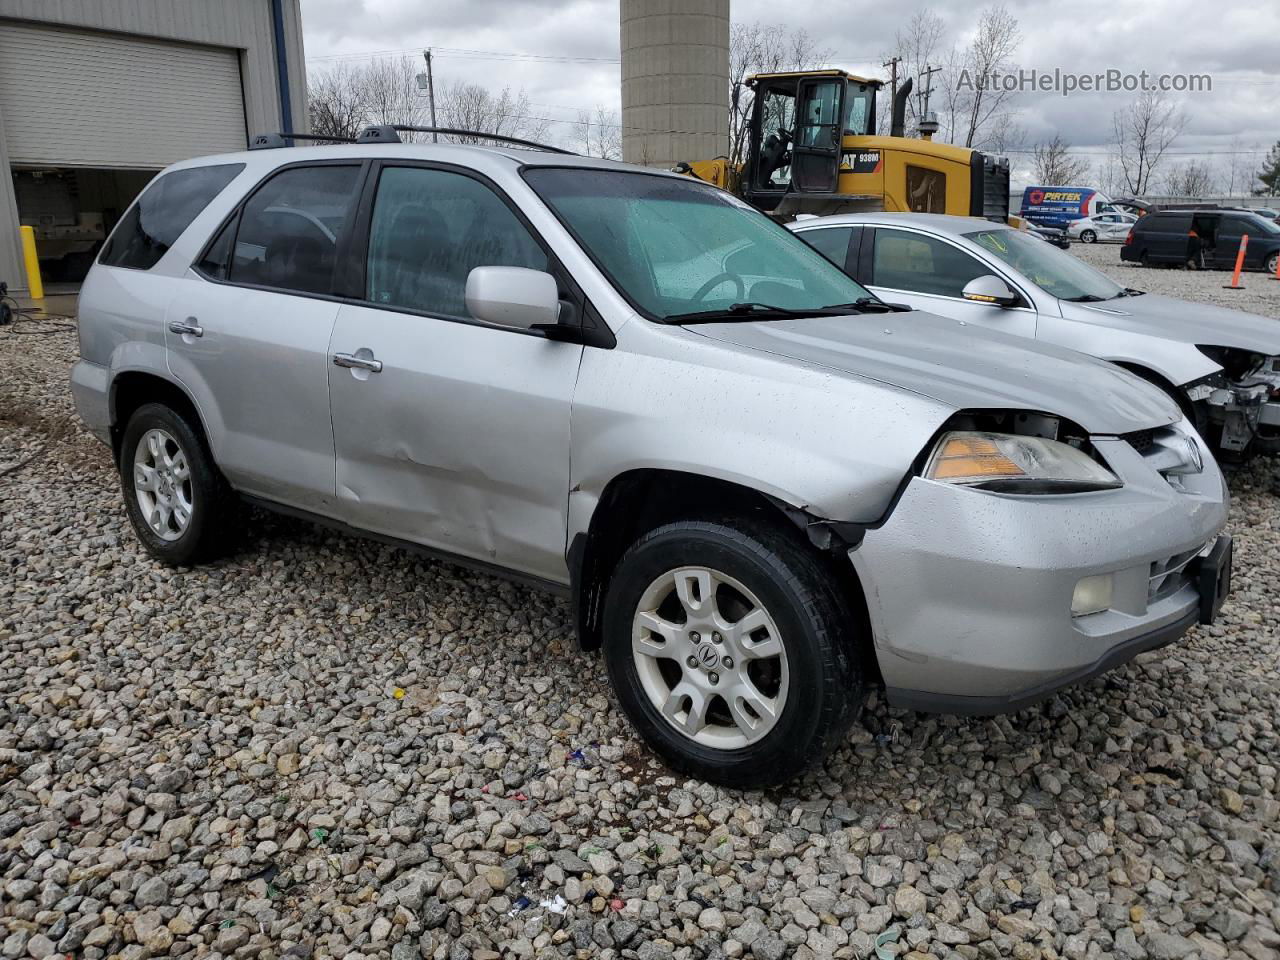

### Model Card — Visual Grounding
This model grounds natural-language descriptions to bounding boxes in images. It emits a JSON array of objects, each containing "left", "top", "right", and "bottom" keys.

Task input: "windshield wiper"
[
  {"left": 664, "top": 301, "right": 862, "bottom": 324},
  {"left": 827, "top": 297, "right": 913, "bottom": 313},
  {"left": 1063, "top": 294, "right": 1108, "bottom": 302},
  {"left": 1115, "top": 287, "right": 1146, "bottom": 297}
]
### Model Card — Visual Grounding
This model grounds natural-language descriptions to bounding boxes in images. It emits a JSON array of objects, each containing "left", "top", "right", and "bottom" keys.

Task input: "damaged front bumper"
[
  {"left": 850, "top": 426, "right": 1229, "bottom": 714},
  {"left": 1190, "top": 359, "right": 1280, "bottom": 453}
]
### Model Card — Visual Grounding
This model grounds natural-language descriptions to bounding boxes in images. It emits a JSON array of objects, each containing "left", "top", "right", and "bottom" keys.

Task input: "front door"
[
  {"left": 166, "top": 161, "right": 366, "bottom": 514},
  {"left": 326, "top": 163, "right": 584, "bottom": 582},
  {"left": 863, "top": 227, "right": 1038, "bottom": 339},
  {"left": 791, "top": 79, "right": 844, "bottom": 193}
]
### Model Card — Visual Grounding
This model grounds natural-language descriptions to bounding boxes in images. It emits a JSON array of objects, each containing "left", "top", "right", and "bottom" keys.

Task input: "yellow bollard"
[{"left": 19, "top": 225, "right": 44, "bottom": 299}]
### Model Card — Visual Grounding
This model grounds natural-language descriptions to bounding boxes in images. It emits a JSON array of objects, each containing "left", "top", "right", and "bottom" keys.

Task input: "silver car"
[
  {"left": 1067, "top": 212, "right": 1138, "bottom": 243},
  {"left": 72, "top": 140, "right": 1230, "bottom": 787},
  {"left": 790, "top": 212, "right": 1280, "bottom": 457}
]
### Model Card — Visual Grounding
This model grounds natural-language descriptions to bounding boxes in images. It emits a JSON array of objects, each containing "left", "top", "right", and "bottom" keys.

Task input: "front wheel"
[
  {"left": 1080, "top": 229, "right": 1097, "bottom": 244},
  {"left": 602, "top": 519, "right": 864, "bottom": 788}
]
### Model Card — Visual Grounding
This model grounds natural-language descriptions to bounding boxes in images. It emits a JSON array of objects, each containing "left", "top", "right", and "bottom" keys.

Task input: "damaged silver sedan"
[
  {"left": 73, "top": 140, "right": 1230, "bottom": 787},
  {"left": 790, "top": 213, "right": 1280, "bottom": 458}
]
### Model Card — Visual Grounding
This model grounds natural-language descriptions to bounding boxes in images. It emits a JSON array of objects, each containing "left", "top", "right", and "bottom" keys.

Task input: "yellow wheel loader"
[{"left": 677, "top": 70, "right": 1011, "bottom": 222}]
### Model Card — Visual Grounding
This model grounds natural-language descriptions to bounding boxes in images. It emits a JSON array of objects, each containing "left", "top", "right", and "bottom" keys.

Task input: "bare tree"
[
  {"left": 956, "top": 5, "right": 1021, "bottom": 148},
  {"left": 575, "top": 105, "right": 621, "bottom": 159},
  {"left": 361, "top": 55, "right": 428, "bottom": 131},
  {"left": 1032, "top": 134, "right": 1090, "bottom": 184},
  {"left": 1164, "top": 159, "right": 1216, "bottom": 198},
  {"left": 437, "top": 81, "right": 549, "bottom": 144},
  {"left": 727, "top": 23, "right": 832, "bottom": 170},
  {"left": 1112, "top": 89, "right": 1187, "bottom": 195},
  {"left": 879, "top": 9, "right": 946, "bottom": 136},
  {"left": 307, "top": 62, "right": 367, "bottom": 140}
]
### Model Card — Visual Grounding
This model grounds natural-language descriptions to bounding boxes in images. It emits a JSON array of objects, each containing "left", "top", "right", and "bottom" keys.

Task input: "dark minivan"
[{"left": 1122, "top": 209, "right": 1280, "bottom": 273}]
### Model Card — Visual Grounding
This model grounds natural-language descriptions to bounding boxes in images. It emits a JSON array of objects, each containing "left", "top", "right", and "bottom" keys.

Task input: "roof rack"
[
  {"left": 355, "top": 124, "right": 574, "bottom": 155},
  {"left": 250, "top": 132, "right": 357, "bottom": 150}
]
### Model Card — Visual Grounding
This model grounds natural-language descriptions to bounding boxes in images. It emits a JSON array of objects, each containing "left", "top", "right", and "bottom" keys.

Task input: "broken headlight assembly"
[{"left": 924, "top": 431, "right": 1122, "bottom": 493}]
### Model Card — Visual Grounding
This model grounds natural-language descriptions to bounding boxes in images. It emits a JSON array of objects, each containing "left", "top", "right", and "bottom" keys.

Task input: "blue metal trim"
[{"left": 269, "top": 0, "right": 294, "bottom": 132}]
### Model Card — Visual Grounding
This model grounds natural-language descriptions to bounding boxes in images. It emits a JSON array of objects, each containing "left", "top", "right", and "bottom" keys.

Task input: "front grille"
[
  {"left": 1124, "top": 428, "right": 1155, "bottom": 455},
  {"left": 1148, "top": 544, "right": 1204, "bottom": 603}
]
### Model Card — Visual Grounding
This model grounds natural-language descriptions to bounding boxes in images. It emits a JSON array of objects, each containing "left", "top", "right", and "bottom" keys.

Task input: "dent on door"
[{"left": 327, "top": 305, "right": 581, "bottom": 582}]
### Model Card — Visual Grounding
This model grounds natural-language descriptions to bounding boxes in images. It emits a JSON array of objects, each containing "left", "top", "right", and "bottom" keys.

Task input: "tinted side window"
[
  {"left": 1219, "top": 217, "right": 1252, "bottom": 238},
  {"left": 365, "top": 166, "right": 547, "bottom": 319},
  {"left": 797, "top": 227, "right": 852, "bottom": 268},
  {"left": 100, "top": 163, "right": 244, "bottom": 270},
  {"left": 196, "top": 217, "right": 236, "bottom": 280},
  {"left": 872, "top": 230, "right": 989, "bottom": 297},
  {"left": 230, "top": 164, "right": 361, "bottom": 295}
]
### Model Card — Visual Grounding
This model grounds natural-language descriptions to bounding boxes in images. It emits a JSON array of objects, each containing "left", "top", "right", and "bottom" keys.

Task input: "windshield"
[
  {"left": 523, "top": 168, "right": 872, "bottom": 321},
  {"left": 966, "top": 228, "right": 1125, "bottom": 301}
]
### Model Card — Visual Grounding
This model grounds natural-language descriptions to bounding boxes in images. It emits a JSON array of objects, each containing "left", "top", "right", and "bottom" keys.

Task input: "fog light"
[{"left": 1072, "top": 574, "right": 1114, "bottom": 617}]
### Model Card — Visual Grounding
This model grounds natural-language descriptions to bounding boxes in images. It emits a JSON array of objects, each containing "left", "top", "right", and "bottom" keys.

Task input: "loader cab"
[{"left": 745, "top": 70, "right": 881, "bottom": 213}]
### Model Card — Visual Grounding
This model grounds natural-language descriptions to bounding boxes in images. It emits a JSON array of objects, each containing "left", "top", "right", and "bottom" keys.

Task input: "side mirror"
[
  {"left": 465, "top": 266, "right": 561, "bottom": 331},
  {"left": 962, "top": 275, "right": 1019, "bottom": 307}
]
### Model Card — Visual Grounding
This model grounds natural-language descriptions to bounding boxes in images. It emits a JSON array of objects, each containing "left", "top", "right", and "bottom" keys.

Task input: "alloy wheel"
[
  {"left": 631, "top": 565, "right": 788, "bottom": 749},
  {"left": 133, "top": 428, "right": 193, "bottom": 541}
]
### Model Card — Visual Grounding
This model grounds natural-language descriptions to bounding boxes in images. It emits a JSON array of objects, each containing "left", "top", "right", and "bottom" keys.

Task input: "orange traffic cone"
[{"left": 1224, "top": 234, "right": 1248, "bottom": 289}]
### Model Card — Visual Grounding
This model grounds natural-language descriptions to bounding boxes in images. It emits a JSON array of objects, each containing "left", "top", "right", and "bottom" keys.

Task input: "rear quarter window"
[{"left": 99, "top": 163, "right": 245, "bottom": 270}]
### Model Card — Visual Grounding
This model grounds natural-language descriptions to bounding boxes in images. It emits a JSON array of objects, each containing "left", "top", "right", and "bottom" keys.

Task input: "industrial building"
[{"left": 0, "top": 0, "right": 308, "bottom": 294}]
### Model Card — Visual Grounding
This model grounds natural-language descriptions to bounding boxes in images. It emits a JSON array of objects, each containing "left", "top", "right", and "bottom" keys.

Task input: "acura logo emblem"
[{"left": 697, "top": 644, "right": 719, "bottom": 668}]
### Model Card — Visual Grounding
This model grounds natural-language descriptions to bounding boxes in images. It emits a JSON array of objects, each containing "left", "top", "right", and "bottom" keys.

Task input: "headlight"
[{"left": 925, "top": 431, "right": 1122, "bottom": 493}]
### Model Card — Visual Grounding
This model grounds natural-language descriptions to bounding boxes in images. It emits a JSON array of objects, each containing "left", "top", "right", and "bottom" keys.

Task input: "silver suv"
[{"left": 72, "top": 136, "right": 1231, "bottom": 787}]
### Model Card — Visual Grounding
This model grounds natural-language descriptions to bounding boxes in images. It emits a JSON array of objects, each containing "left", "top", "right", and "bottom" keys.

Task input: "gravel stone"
[{"left": 2, "top": 273, "right": 1279, "bottom": 960}]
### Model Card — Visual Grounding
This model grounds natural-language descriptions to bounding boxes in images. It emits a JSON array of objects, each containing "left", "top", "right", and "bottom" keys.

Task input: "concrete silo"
[{"left": 620, "top": 0, "right": 730, "bottom": 168}]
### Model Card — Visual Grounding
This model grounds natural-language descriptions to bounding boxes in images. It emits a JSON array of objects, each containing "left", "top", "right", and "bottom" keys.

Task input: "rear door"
[
  {"left": 326, "top": 162, "right": 584, "bottom": 582},
  {"left": 167, "top": 161, "right": 366, "bottom": 514},
  {"left": 1146, "top": 213, "right": 1191, "bottom": 262},
  {"left": 863, "top": 226, "right": 1038, "bottom": 338}
]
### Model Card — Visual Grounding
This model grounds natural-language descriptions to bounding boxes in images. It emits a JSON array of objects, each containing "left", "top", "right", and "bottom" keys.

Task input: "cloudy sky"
[{"left": 300, "top": 0, "right": 1280, "bottom": 188}]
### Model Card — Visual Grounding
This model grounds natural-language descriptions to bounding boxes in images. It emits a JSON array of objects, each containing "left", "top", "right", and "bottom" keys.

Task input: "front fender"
[
  {"left": 567, "top": 320, "right": 953, "bottom": 544},
  {"left": 1037, "top": 317, "right": 1219, "bottom": 387}
]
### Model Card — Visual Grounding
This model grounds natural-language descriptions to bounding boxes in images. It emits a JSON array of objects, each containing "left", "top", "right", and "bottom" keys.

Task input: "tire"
[
  {"left": 1080, "top": 229, "right": 1097, "bottom": 244},
  {"left": 602, "top": 518, "right": 864, "bottom": 788},
  {"left": 119, "top": 402, "right": 239, "bottom": 566},
  {"left": 1267, "top": 252, "right": 1278, "bottom": 276}
]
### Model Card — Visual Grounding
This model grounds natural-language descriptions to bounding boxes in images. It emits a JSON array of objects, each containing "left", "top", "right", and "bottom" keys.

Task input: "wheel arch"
[
  {"left": 567, "top": 468, "right": 879, "bottom": 683},
  {"left": 109, "top": 371, "right": 211, "bottom": 463}
]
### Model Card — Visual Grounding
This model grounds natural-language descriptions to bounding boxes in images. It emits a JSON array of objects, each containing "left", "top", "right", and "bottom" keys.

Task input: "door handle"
[
  {"left": 168, "top": 319, "right": 203, "bottom": 337},
  {"left": 332, "top": 352, "right": 383, "bottom": 373}
]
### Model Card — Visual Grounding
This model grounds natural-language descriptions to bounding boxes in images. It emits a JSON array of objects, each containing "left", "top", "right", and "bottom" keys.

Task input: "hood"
[
  {"left": 1062, "top": 293, "right": 1280, "bottom": 355},
  {"left": 686, "top": 310, "right": 1180, "bottom": 435}
]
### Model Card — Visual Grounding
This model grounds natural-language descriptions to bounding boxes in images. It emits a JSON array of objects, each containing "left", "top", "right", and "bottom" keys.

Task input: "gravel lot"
[{"left": 2, "top": 258, "right": 1279, "bottom": 960}]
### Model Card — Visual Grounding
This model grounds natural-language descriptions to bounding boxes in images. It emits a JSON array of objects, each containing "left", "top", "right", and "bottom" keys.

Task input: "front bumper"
[{"left": 851, "top": 432, "right": 1229, "bottom": 714}]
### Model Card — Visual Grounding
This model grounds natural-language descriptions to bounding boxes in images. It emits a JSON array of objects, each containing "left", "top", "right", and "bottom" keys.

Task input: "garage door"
[{"left": 0, "top": 22, "right": 246, "bottom": 168}]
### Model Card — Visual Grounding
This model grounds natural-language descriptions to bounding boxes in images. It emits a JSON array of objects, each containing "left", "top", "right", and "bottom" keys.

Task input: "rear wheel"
[
  {"left": 1080, "top": 229, "right": 1097, "bottom": 243},
  {"left": 1267, "top": 252, "right": 1278, "bottom": 276},
  {"left": 119, "top": 403, "right": 239, "bottom": 565},
  {"left": 602, "top": 519, "right": 864, "bottom": 788}
]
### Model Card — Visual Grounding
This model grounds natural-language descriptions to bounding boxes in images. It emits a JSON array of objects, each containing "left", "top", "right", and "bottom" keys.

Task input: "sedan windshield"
[
  {"left": 523, "top": 168, "right": 873, "bottom": 321},
  {"left": 966, "top": 228, "right": 1125, "bottom": 301}
]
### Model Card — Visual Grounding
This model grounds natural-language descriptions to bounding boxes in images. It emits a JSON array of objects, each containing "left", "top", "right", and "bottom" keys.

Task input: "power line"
[{"left": 307, "top": 45, "right": 620, "bottom": 65}]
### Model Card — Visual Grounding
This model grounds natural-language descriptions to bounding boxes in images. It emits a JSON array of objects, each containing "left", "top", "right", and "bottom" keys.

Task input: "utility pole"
[
  {"left": 917, "top": 65, "right": 942, "bottom": 119},
  {"left": 423, "top": 48, "right": 438, "bottom": 143},
  {"left": 882, "top": 56, "right": 901, "bottom": 103}
]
